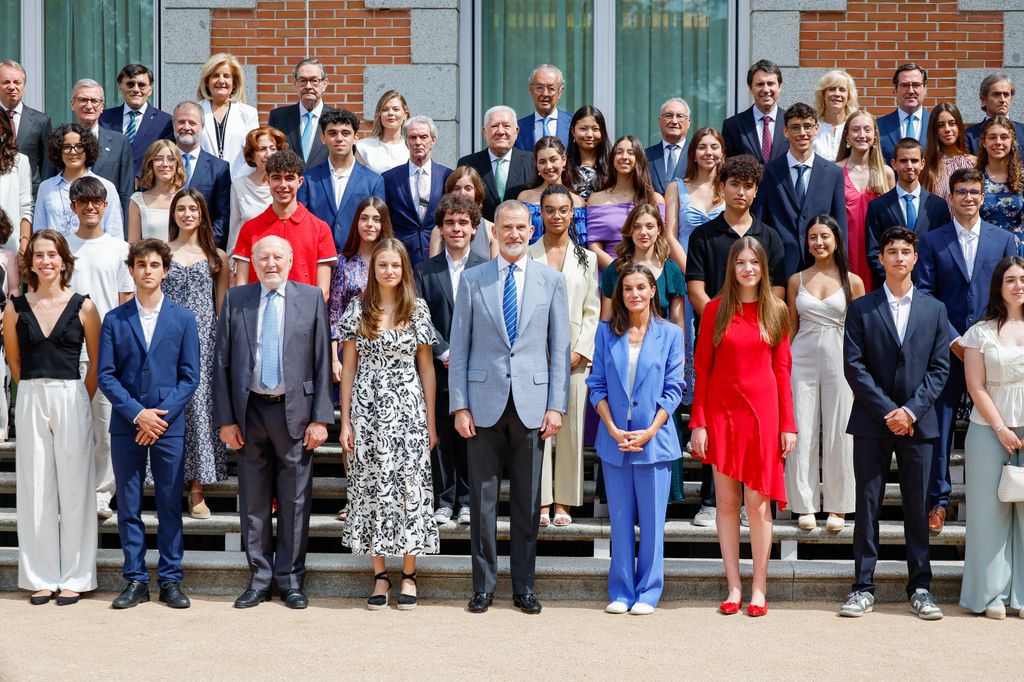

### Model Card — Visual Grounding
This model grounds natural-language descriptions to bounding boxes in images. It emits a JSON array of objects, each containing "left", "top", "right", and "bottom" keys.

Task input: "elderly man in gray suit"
[
  {"left": 213, "top": 235, "right": 333, "bottom": 610},
  {"left": 449, "top": 200, "right": 571, "bottom": 615}
]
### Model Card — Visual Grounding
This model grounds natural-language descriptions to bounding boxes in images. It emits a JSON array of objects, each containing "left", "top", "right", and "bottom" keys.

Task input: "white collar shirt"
[{"left": 953, "top": 216, "right": 981, "bottom": 278}]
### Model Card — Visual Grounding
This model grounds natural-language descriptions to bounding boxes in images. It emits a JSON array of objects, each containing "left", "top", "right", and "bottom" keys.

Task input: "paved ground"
[{"left": 0, "top": 592, "right": 1018, "bottom": 680}]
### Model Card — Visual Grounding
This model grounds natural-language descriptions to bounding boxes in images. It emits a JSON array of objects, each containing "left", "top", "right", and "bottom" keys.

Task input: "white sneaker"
[
  {"left": 985, "top": 604, "right": 1006, "bottom": 620},
  {"left": 605, "top": 601, "right": 628, "bottom": 614},
  {"left": 693, "top": 506, "right": 716, "bottom": 526},
  {"left": 629, "top": 602, "right": 655, "bottom": 615},
  {"left": 457, "top": 507, "right": 471, "bottom": 525},
  {"left": 96, "top": 493, "right": 113, "bottom": 520},
  {"left": 797, "top": 514, "right": 816, "bottom": 530},
  {"left": 909, "top": 589, "right": 943, "bottom": 620},
  {"left": 434, "top": 507, "right": 453, "bottom": 525}
]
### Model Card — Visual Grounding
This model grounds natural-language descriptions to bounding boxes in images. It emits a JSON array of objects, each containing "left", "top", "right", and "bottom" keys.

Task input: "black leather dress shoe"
[
  {"left": 233, "top": 588, "right": 270, "bottom": 609},
  {"left": 280, "top": 589, "right": 309, "bottom": 609},
  {"left": 513, "top": 593, "right": 542, "bottom": 614},
  {"left": 159, "top": 582, "right": 191, "bottom": 609},
  {"left": 112, "top": 580, "right": 150, "bottom": 609},
  {"left": 467, "top": 591, "right": 494, "bottom": 613}
]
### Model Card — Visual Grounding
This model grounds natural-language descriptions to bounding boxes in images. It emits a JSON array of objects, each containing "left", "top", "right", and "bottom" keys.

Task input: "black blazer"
[
  {"left": 268, "top": 103, "right": 336, "bottom": 170},
  {"left": 11, "top": 105, "right": 52, "bottom": 196},
  {"left": 91, "top": 127, "right": 135, "bottom": 223},
  {"left": 185, "top": 149, "right": 232, "bottom": 249},
  {"left": 413, "top": 251, "right": 488, "bottom": 360},
  {"left": 455, "top": 148, "right": 536, "bottom": 221},
  {"left": 864, "top": 187, "right": 951, "bottom": 285},
  {"left": 721, "top": 104, "right": 789, "bottom": 162},
  {"left": 99, "top": 104, "right": 175, "bottom": 175},
  {"left": 844, "top": 287, "right": 950, "bottom": 441}
]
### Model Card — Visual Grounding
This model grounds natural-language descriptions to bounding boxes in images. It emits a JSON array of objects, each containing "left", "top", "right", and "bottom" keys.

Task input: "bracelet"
[
  {"left": 995, "top": 424, "right": 1008, "bottom": 434},
  {"left": 18, "top": 236, "right": 28, "bottom": 242}
]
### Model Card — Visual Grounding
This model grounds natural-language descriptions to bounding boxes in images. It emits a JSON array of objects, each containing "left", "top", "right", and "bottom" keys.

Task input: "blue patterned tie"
[
  {"left": 126, "top": 110, "right": 140, "bottom": 143},
  {"left": 502, "top": 263, "right": 518, "bottom": 346},
  {"left": 905, "top": 114, "right": 916, "bottom": 141},
  {"left": 260, "top": 290, "right": 281, "bottom": 389},
  {"left": 300, "top": 111, "right": 314, "bottom": 161},
  {"left": 903, "top": 193, "right": 917, "bottom": 229},
  {"left": 183, "top": 152, "right": 193, "bottom": 186}
]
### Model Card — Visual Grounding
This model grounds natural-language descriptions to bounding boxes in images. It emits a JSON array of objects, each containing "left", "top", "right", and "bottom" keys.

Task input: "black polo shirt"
[{"left": 685, "top": 213, "right": 787, "bottom": 302}]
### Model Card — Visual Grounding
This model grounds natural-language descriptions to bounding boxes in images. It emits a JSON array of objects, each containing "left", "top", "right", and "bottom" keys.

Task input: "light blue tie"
[
  {"left": 260, "top": 290, "right": 281, "bottom": 389},
  {"left": 183, "top": 152, "right": 193, "bottom": 186},
  {"left": 905, "top": 114, "right": 917, "bottom": 141},
  {"left": 126, "top": 110, "right": 140, "bottom": 143},
  {"left": 300, "top": 111, "right": 314, "bottom": 161},
  {"left": 903, "top": 193, "right": 917, "bottom": 228},
  {"left": 545, "top": 117, "right": 555, "bottom": 137},
  {"left": 502, "top": 263, "right": 518, "bottom": 346}
]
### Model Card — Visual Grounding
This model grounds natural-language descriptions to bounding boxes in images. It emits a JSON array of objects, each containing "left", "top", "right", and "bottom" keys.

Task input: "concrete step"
[
  {"left": 0, "top": 548, "right": 965, "bottom": 603},
  {"left": 0, "top": 509, "right": 967, "bottom": 545}
]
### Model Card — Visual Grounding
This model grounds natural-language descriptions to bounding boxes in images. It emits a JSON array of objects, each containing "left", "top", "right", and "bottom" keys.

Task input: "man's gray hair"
[
  {"left": 293, "top": 58, "right": 327, "bottom": 80},
  {"left": 403, "top": 115, "right": 438, "bottom": 140},
  {"left": 529, "top": 64, "right": 565, "bottom": 89},
  {"left": 980, "top": 72, "right": 1015, "bottom": 100},
  {"left": 494, "top": 199, "right": 530, "bottom": 225},
  {"left": 484, "top": 105, "right": 517, "bottom": 127},
  {"left": 0, "top": 60, "right": 26, "bottom": 79},
  {"left": 659, "top": 97, "right": 690, "bottom": 114},
  {"left": 173, "top": 100, "right": 204, "bottom": 125},
  {"left": 72, "top": 78, "right": 104, "bottom": 98},
  {"left": 252, "top": 235, "right": 294, "bottom": 258}
]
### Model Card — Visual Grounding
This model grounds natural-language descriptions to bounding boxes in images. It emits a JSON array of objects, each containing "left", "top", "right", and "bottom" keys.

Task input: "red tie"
[
  {"left": 761, "top": 115, "right": 773, "bottom": 162},
  {"left": 5, "top": 109, "right": 14, "bottom": 136}
]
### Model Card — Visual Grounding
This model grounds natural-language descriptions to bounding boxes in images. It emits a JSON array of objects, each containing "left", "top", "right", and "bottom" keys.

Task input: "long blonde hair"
[
  {"left": 712, "top": 236, "right": 788, "bottom": 347},
  {"left": 357, "top": 238, "right": 417, "bottom": 340},
  {"left": 835, "top": 110, "right": 893, "bottom": 196}
]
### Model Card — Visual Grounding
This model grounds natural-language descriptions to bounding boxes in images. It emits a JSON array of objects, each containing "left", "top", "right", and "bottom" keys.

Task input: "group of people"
[{"left": 1, "top": 50, "right": 1022, "bottom": 622}]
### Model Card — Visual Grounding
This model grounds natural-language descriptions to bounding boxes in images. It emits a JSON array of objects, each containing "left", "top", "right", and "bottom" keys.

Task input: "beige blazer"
[{"left": 528, "top": 240, "right": 600, "bottom": 362}]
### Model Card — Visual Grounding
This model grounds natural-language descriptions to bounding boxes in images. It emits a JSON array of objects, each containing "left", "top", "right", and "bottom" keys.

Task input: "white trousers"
[
  {"left": 80, "top": 360, "right": 114, "bottom": 496},
  {"left": 540, "top": 366, "right": 588, "bottom": 507},
  {"left": 16, "top": 379, "right": 97, "bottom": 592}
]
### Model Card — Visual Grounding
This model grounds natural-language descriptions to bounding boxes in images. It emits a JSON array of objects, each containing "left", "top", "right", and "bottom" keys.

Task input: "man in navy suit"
[
  {"left": 99, "top": 64, "right": 174, "bottom": 177},
  {"left": 173, "top": 101, "right": 231, "bottom": 248},
  {"left": 268, "top": 58, "right": 335, "bottom": 169},
  {"left": 916, "top": 168, "right": 1016, "bottom": 533},
  {"left": 841, "top": 226, "right": 949, "bottom": 620},
  {"left": 0, "top": 59, "right": 52, "bottom": 196},
  {"left": 297, "top": 108, "right": 385, "bottom": 251},
  {"left": 865, "top": 139, "right": 951, "bottom": 286},
  {"left": 877, "top": 63, "right": 931, "bottom": 164},
  {"left": 69, "top": 79, "right": 134, "bottom": 223},
  {"left": 98, "top": 238, "right": 200, "bottom": 610},
  {"left": 457, "top": 106, "right": 537, "bottom": 221},
  {"left": 752, "top": 102, "right": 846, "bottom": 278},
  {"left": 645, "top": 98, "right": 690, "bottom": 195},
  {"left": 383, "top": 115, "right": 452, "bottom": 265},
  {"left": 722, "top": 59, "right": 788, "bottom": 163},
  {"left": 514, "top": 64, "right": 572, "bottom": 152},
  {"left": 964, "top": 73, "right": 1024, "bottom": 157}
]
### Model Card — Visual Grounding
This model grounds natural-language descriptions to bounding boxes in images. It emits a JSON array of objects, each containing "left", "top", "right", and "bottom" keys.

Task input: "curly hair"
[
  {"left": 47, "top": 123, "right": 100, "bottom": 171},
  {"left": 0, "top": 109, "right": 17, "bottom": 175},
  {"left": 977, "top": 115, "right": 1024, "bottom": 194}
]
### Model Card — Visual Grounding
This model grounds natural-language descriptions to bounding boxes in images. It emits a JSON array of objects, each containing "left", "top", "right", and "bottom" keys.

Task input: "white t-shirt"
[{"left": 66, "top": 233, "right": 135, "bottom": 320}]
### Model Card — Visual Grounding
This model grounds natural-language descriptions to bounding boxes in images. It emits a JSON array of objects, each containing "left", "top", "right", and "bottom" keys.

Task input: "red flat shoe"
[
  {"left": 747, "top": 602, "right": 768, "bottom": 617},
  {"left": 718, "top": 599, "right": 742, "bottom": 615}
]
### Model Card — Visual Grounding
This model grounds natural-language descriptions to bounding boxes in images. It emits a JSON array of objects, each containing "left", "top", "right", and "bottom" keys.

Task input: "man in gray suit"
[
  {"left": 0, "top": 59, "right": 52, "bottom": 196},
  {"left": 449, "top": 200, "right": 571, "bottom": 615},
  {"left": 213, "top": 235, "right": 333, "bottom": 610},
  {"left": 69, "top": 78, "right": 135, "bottom": 223}
]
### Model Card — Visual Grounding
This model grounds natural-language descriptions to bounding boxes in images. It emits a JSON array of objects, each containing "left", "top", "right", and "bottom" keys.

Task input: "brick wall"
[
  {"left": 800, "top": 1, "right": 1003, "bottom": 114},
  {"left": 208, "top": 0, "right": 412, "bottom": 126}
]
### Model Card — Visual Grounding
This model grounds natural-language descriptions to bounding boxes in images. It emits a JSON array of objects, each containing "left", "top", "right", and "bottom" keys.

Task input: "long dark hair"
[
  {"left": 532, "top": 136, "right": 574, "bottom": 189},
  {"left": 802, "top": 214, "right": 852, "bottom": 304},
  {"left": 602, "top": 135, "right": 659, "bottom": 206},
  {"left": 341, "top": 196, "right": 393, "bottom": 259},
  {"left": 539, "top": 184, "right": 588, "bottom": 268},
  {"left": 921, "top": 102, "right": 970, "bottom": 193},
  {"left": 609, "top": 261, "right": 662, "bottom": 336},
  {"left": 984, "top": 255, "right": 1024, "bottom": 331},
  {"left": 566, "top": 105, "right": 611, "bottom": 194},
  {"left": 0, "top": 110, "right": 17, "bottom": 175},
  {"left": 168, "top": 189, "right": 222, "bottom": 277}
]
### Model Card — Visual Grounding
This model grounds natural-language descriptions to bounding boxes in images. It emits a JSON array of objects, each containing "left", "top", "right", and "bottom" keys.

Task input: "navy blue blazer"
[
  {"left": 877, "top": 109, "right": 931, "bottom": 164},
  {"left": 721, "top": 104, "right": 789, "bottom": 162},
  {"left": 586, "top": 319, "right": 684, "bottom": 467},
  {"left": 514, "top": 110, "right": 572, "bottom": 151},
  {"left": 99, "top": 104, "right": 175, "bottom": 177},
  {"left": 383, "top": 161, "right": 452, "bottom": 266},
  {"left": 752, "top": 154, "right": 847, "bottom": 278},
  {"left": 964, "top": 118, "right": 1024, "bottom": 157},
  {"left": 186, "top": 149, "right": 232, "bottom": 249},
  {"left": 91, "top": 127, "right": 135, "bottom": 223},
  {"left": 298, "top": 160, "right": 386, "bottom": 252},
  {"left": 865, "top": 187, "right": 951, "bottom": 284},
  {"left": 645, "top": 140, "right": 688, "bottom": 195},
  {"left": 97, "top": 298, "right": 200, "bottom": 438},
  {"left": 844, "top": 287, "right": 950, "bottom": 441},
  {"left": 916, "top": 220, "right": 1017, "bottom": 342}
]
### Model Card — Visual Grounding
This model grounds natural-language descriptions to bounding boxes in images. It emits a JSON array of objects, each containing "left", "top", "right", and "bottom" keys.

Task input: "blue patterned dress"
[
  {"left": 524, "top": 202, "right": 588, "bottom": 247},
  {"left": 981, "top": 171, "right": 1024, "bottom": 256}
]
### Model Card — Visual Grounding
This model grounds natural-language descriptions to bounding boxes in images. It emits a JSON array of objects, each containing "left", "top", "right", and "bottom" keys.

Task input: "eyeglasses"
[
  {"left": 295, "top": 77, "right": 324, "bottom": 86},
  {"left": 73, "top": 97, "right": 103, "bottom": 107},
  {"left": 72, "top": 198, "right": 105, "bottom": 208},
  {"left": 897, "top": 82, "right": 925, "bottom": 91},
  {"left": 953, "top": 189, "right": 983, "bottom": 197},
  {"left": 122, "top": 80, "right": 151, "bottom": 90},
  {"left": 61, "top": 144, "right": 85, "bottom": 153},
  {"left": 542, "top": 206, "right": 572, "bottom": 217},
  {"left": 660, "top": 113, "right": 690, "bottom": 121},
  {"left": 530, "top": 84, "right": 562, "bottom": 94},
  {"left": 787, "top": 123, "right": 817, "bottom": 132}
]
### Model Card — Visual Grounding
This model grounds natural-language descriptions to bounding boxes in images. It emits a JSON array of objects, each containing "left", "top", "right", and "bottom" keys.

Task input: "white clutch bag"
[{"left": 997, "top": 464, "right": 1024, "bottom": 503}]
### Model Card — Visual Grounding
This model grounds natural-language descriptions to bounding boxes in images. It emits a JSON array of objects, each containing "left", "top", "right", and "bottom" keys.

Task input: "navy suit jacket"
[
  {"left": 964, "top": 118, "right": 1024, "bottom": 157},
  {"left": 455, "top": 148, "right": 537, "bottom": 221},
  {"left": 99, "top": 104, "right": 175, "bottom": 176},
  {"left": 514, "top": 110, "right": 572, "bottom": 151},
  {"left": 865, "top": 187, "right": 951, "bottom": 284},
  {"left": 91, "top": 127, "right": 135, "bottom": 223},
  {"left": 185, "top": 149, "right": 232, "bottom": 249},
  {"left": 721, "top": 104, "right": 788, "bottom": 162},
  {"left": 877, "top": 109, "right": 931, "bottom": 164},
  {"left": 753, "top": 154, "right": 847, "bottom": 278},
  {"left": 916, "top": 221, "right": 1017, "bottom": 342},
  {"left": 844, "top": 286, "right": 950, "bottom": 441},
  {"left": 298, "top": 160, "right": 386, "bottom": 252},
  {"left": 383, "top": 161, "right": 452, "bottom": 266},
  {"left": 268, "top": 103, "right": 336, "bottom": 170},
  {"left": 645, "top": 140, "right": 688, "bottom": 195},
  {"left": 97, "top": 298, "right": 200, "bottom": 438},
  {"left": 414, "top": 250, "right": 488, "bottom": 363}
]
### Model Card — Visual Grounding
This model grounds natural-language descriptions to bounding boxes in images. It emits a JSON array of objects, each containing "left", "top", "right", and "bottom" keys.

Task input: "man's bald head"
[{"left": 252, "top": 236, "right": 293, "bottom": 287}]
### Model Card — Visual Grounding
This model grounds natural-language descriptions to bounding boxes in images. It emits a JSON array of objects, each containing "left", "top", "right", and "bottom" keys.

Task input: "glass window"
[
  {"left": 0, "top": 1, "right": 20, "bottom": 63},
  {"left": 43, "top": 0, "right": 154, "bottom": 123},
  {"left": 615, "top": 0, "right": 729, "bottom": 145},
  {"left": 480, "top": 0, "right": 593, "bottom": 143}
]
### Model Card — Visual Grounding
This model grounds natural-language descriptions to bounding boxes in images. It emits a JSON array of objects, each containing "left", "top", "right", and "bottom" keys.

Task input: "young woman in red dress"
[{"left": 689, "top": 236, "right": 797, "bottom": 617}]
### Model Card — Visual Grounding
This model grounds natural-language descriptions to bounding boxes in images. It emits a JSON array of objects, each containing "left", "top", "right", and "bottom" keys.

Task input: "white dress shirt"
[
  {"left": 497, "top": 253, "right": 527, "bottom": 318},
  {"left": 439, "top": 248, "right": 471, "bottom": 364},
  {"left": 136, "top": 293, "right": 163, "bottom": 349},
  {"left": 899, "top": 107, "right": 924, "bottom": 139},
  {"left": 408, "top": 159, "right": 432, "bottom": 216},
  {"left": 330, "top": 158, "right": 354, "bottom": 209},
  {"left": 662, "top": 138, "right": 686, "bottom": 174},
  {"left": 179, "top": 147, "right": 200, "bottom": 185},
  {"left": 0, "top": 101, "right": 23, "bottom": 136},
  {"left": 895, "top": 184, "right": 921, "bottom": 225},
  {"left": 251, "top": 282, "right": 287, "bottom": 395},
  {"left": 534, "top": 108, "right": 560, "bottom": 142},
  {"left": 299, "top": 100, "right": 324, "bottom": 134},
  {"left": 954, "top": 217, "right": 980, "bottom": 278},
  {"left": 122, "top": 102, "right": 149, "bottom": 134},
  {"left": 754, "top": 105, "right": 779, "bottom": 144},
  {"left": 787, "top": 150, "right": 815, "bottom": 195},
  {"left": 883, "top": 282, "right": 917, "bottom": 421}
]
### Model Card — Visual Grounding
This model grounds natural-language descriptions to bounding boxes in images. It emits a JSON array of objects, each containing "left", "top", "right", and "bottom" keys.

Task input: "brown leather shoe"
[{"left": 928, "top": 506, "right": 946, "bottom": 534}]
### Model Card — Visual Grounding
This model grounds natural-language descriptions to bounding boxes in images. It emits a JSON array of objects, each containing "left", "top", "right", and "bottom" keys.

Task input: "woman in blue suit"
[{"left": 587, "top": 262, "right": 684, "bottom": 615}]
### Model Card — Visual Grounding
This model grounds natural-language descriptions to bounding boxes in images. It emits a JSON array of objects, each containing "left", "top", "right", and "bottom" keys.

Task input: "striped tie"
[
  {"left": 126, "top": 110, "right": 140, "bottom": 143},
  {"left": 502, "top": 263, "right": 518, "bottom": 346}
]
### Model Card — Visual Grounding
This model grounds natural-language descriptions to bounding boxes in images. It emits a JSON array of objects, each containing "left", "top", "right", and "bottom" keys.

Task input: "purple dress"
[
  {"left": 585, "top": 202, "right": 666, "bottom": 258},
  {"left": 329, "top": 253, "right": 369, "bottom": 359}
]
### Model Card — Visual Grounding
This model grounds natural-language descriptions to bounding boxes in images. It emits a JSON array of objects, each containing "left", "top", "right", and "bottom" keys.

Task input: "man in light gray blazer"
[
  {"left": 449, "top": 200, "right": 571, "bottom": 615},
  {"left": 213, "top": 235, "right": 333, "bottom": 610}
]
